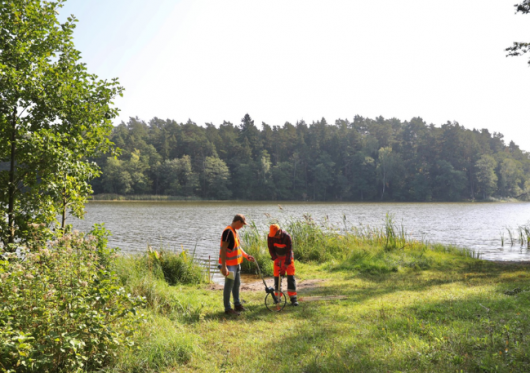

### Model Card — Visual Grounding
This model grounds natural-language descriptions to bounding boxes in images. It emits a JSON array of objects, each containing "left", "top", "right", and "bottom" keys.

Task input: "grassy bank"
[{"left": 105, "top": 218, "right": 530, "bottom": 373}]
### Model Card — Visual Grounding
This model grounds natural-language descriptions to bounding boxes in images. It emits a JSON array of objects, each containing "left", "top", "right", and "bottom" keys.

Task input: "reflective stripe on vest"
[
  {"left": 273, "top": 242, "right": 287, "bottom": 256},
  {"left": 219, "top": 226, "right": 243, "bottom": 265}
]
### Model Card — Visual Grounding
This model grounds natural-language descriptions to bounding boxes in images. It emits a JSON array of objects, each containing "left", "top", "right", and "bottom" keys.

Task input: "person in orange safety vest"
[
  {"left": 219, "top": 214, "right": 255, "bottom": 316},
  {"left": 267, "top": 224, "right": 298, "bottom": 306}
]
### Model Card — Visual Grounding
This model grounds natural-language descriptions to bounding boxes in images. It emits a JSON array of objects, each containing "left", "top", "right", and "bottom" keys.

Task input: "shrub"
[
  {"left": 0, "top": 227, "right": 145, "bottom": 373},
  {"left": 115, "top": 248, "right": 206, "bottom": 287},
  {"left": 158, "top": 250, "right": 204, "bottom": 285}
]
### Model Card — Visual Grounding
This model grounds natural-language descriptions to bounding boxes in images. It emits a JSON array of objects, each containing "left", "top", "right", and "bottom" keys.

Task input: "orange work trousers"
[{"left": 274, "top": 257, "right": 297, "bottom": 298}]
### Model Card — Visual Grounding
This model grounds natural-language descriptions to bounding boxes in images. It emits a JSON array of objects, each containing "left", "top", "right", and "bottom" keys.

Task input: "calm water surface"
[{"left": 71, "top": 201, "right": 530, "bottom": 267}]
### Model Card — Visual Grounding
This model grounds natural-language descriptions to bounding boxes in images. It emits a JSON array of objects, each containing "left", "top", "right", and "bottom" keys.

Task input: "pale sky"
[{"left": 59, "top": 0, "right": 530, "bottom": 151}]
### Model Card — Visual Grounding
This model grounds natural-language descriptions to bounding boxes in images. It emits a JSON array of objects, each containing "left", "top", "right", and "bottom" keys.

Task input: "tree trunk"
[
  {"left": 292, "top": 160, "right": 297, "bottom": 194},
  {"left": 61, "top": 189, "right": 67, "bottom": 230},
  {"left": 8, "top": 106, "right": 17, "bottom": 244},
  {"left": 381, "top": 171, "right": 386, "bottom": 200},
  {"left": 468, "top": 170, "right": 475, "bottom": 200}
]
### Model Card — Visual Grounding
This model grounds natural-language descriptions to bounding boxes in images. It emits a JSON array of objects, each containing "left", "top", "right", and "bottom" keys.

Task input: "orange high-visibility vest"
[{"left": 219, "top": 226, "right": 245, "bottom": 265}]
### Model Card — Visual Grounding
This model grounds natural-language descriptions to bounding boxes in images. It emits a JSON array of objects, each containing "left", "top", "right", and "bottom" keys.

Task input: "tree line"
[{"left": 92, "top": 114, "right": 530, "bottom": 202}]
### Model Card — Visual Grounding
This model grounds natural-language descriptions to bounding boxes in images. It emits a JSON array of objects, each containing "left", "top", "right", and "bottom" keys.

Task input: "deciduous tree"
[{"left": 0, "top": 0, "right": 123, "bottom": 247}]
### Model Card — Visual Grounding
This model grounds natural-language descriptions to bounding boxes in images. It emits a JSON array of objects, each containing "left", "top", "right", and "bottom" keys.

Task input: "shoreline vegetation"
[
  {"left": 90, "top": 193, "right": 204, "bottom": 201},
  {"left": 89, "top": 193, "right": 527, "bottom": 203},
  {"left": 3, "top": 217, "right": 530, "bottom": 372}
]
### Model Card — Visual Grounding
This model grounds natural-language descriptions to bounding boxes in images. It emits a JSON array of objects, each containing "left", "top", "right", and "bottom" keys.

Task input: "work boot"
[
  {"left": 235, "top": 304, "right": 247, "bottom": 312},
  {"left": 224, "top": 309, "right": 240, "bottom": 316},
  {"left": 291, "top": 297, "right": 299, "bottom": 306}
]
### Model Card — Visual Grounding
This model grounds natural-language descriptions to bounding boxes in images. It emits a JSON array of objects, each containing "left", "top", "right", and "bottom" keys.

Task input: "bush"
[
  {"left": 115, "top": 248, "right": 206, "bottom": 287},
  {"left": 0, "top": 227, "right": 145, "bottom": 373},
  {"left": 158, "top": 250, "right": 204, "bottom": 285}
]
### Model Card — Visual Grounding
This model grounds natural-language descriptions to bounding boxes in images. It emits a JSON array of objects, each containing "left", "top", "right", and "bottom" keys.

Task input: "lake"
[{"left": 71, "top": 201, "right": 530, "bottom": 270}]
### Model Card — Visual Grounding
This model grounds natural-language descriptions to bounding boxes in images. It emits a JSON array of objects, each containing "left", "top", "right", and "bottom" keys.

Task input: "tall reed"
[
  {"left": 502, "top": 225, "right": 530, "bottom": 248},
  {"left": 239, "top": 221, "right": 274, "bottom": 276},
  {"left": 507, "top": 228, "right": 515, "bottom": 246},
  {"left": 238, "top": 214, "right": 478, "bottom": 275}
]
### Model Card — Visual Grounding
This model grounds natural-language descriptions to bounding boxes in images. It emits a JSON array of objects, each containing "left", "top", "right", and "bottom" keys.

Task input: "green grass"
[{"left": 107, "top": 220, "right": 530, "bottom": 373}]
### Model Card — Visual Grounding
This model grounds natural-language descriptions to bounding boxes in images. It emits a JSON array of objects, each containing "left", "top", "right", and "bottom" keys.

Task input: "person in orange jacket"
[
  {"left": 219, "top": 214, "right": 255, "bottom": 315},
  {"left": 268, "top": 224, "right": 298, "bottom": 306}
]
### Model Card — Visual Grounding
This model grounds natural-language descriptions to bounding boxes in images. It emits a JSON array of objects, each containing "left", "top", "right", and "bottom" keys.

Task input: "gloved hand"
[
  {"left": 270, "top": 255, "right": 277, "bottom": 261},
  {"left": 284, "top": 258, "right": 292, "bottom": 266}
]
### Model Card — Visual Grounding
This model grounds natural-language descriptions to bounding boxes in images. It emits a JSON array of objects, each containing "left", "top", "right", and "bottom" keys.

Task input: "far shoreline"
[{"left": 88, "top": 195, "right": 527, "bottom": 204}]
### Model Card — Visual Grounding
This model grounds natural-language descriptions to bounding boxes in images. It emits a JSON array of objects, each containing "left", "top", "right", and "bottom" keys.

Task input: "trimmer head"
[
  {"left": 265, "top": 286, "right": 275, "bottom": 294},
  {"left": 254, "top": 260, "right": 285, "bottom": 310}
]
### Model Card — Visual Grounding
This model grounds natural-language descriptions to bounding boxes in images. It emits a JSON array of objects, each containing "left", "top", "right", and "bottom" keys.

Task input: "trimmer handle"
[{"left": 276, "top": 261, "right": 286, "bottom": 276}]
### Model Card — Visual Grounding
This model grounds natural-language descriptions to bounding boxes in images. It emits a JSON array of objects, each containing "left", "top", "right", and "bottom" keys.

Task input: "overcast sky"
[{"left": 59, "top": 0, "right": 530, "bottom": 151}]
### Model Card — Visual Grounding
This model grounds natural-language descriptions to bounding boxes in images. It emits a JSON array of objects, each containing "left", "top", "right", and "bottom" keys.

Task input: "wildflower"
[{"left": 25, "top": 273, "right": 34, "bottom": 279}]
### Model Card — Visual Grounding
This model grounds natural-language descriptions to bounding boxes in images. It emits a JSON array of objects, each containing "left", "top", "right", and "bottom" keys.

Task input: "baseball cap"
[
  {"left": 233, "top": 214, "right": 247, "bottom": 225},
  {"left": 269, "top": 224, "right": 280, "bottom": 237}
]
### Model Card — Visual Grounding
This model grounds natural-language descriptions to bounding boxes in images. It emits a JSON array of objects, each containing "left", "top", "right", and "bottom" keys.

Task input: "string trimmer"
[{"left": 254, "top": 259, "right": 287, "bottom": 312}]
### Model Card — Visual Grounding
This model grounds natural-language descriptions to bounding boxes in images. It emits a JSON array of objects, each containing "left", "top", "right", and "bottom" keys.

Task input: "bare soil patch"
[{"left": 492, "top": 261, "right": 530, "bottom": 267}]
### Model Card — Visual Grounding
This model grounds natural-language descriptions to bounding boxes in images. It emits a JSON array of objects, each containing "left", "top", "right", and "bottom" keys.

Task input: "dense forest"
[{"left": 92, "top": 114, "right": 530, "bottom": 201}]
